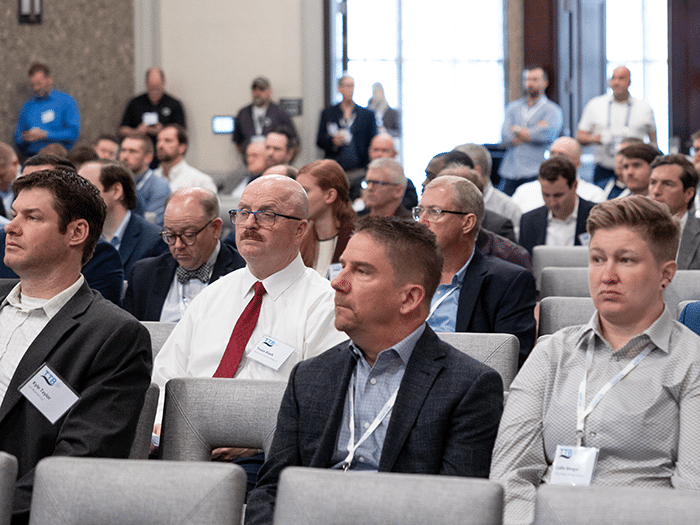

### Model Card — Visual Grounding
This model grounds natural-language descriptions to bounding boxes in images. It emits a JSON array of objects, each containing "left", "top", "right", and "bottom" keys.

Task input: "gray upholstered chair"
[
  {"left": 272, "top": 467, "right": 503, "bottom": 525},
  {"left": 160, "top": 378, "right": 287, "bottom": 461},
  {"left": 140, "top": 321, "right": 177, "bottom": 358},
  {"left": 28, "top": 457, "right": 246, "bottom": 525},
  {"left": 0, "top": 452, "right": 17, "bottom": 525},
  {"left": 538, "top": 296, "right": 596, "bottom": 337},
  {"left": 534, "top": 484, "right": 700, "bottom": 525},
  {"left": 128, "top": 382, "right": 159, "bottom": 459},
  {"left": 532, "top": 245, "right": 589, "bottom": 290},
  {"left": 436, "top": 332, "right": 519, "bottom": 389}
]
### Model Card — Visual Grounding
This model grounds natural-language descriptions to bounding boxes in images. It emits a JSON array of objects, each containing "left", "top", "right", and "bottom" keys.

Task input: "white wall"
[{"left": 136, "top": 0, "right": 325, "bottom": 183}]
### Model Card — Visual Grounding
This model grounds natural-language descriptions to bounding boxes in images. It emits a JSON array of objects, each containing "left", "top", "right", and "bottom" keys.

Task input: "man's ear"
[
  {"left": 67, "top": 218, "right": 89, "bottom": 248},
  {"left": 399, "top": 284, "right": 426, "bottom": 316}
]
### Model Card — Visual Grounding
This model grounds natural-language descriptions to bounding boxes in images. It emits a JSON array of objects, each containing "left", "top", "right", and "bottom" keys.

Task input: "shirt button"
[
  {"left": 370, "top": 378, "right": 377, "bottom": 385},
  {"left": 363, "top": 422, "right": 370, "bottom": 429},
  {"left": 589, "top": 431, "right": 596, "bottom": 437},
  {"left": 358, "top": 457, "right": 365, "bottom": 463}
]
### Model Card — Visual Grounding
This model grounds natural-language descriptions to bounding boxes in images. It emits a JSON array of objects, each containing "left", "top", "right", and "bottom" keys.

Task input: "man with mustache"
[{"left": 152, "top": 175, "right": 346, "bottom": 487}]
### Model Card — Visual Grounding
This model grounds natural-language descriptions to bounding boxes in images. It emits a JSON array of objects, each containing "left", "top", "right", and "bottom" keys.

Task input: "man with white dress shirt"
[
  {"left": 152, "top": 175, "right": 345, "bottom": 437},
  {"left": 154, "top": 124, "right": 217, "bottom": 193},
  {"left": 512, "top": 137, "right": 605, "bottom": 213},
  {"left": 519, "top": 156, "right": 595, "bottom": 254},
  {"left": 649, "top": 154, "right": 700, "bottom": 269}
]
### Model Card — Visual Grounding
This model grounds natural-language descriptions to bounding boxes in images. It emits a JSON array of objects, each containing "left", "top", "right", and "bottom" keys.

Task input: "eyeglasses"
[
  {"left": 361, "top": 179, "right": 401, "bottom": 190},
  {"left": 160, "top": 219, "right": 214, "bottom": 246},
  {"left": 411, "top": 206, "right": 469, "bottom": 222},
  {"left": 229, "top": 209, "right": 302, "bottom": 228}
]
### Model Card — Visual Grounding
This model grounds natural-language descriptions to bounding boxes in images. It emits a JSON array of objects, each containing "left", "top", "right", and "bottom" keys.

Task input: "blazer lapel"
[
  {"left": 148, "top": 256, "right": 178, "bottom": 319},
  {"left": 0, "top": 282, "right": 92, "bottom": 424},
  {"left": 678, "top": 209, "right": 700, "bottom": 269},
  {"left": 118, "top": 215, "right": 140, "bottom": 267},
  {"left": 378, "top": 328, "right": 445, "bottom": 471},
  {"left": 455, "top": 250, "right": 487, "bottom": 332}
]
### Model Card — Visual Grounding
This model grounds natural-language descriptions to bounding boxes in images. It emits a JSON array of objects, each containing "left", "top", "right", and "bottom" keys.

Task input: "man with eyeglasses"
[
  {"left": 152, "top": 175, "right": 345, "bottom": 487},
  {"left": 415, "top": 175, "right": 536, "bottom": 367},
  {"left": 123, "top": 187, "right": 245, "bottom": 322},
  {"left": 358, "top": 158, "right": 411, "bottom": 219}
]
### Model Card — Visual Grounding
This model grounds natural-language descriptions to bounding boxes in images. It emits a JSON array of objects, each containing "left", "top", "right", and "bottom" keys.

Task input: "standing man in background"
[
  {"left": 497, "top": 66, "right": 562, "bottom": 196},
  {"left": 577, "top": 66, "right": 656, "bottom": 185},
  {"left": 15, "top": 63, "right": 80, "bottom": 158}
]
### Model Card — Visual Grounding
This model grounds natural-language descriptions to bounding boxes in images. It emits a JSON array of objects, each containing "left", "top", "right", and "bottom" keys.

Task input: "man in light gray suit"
[
  {"left": 245, "top": 217, "right": 503, "bottom": 525},
  {"left": 649, "top": 154, "right": 700, "bottom": 269}
]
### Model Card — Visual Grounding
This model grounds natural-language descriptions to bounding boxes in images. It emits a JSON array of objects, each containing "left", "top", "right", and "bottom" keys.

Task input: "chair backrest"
[
  {"left": 539, "top": 269, "right": 700, "bottom": 317},
  {"left": 0, "top": 452, "right": 17, "bottom": 525},
  {"left": 532, "top": 245, "right": 589, "bottom": 290},
  {"left": 129, "top": 383, "right": 159, "bottom": 459},
  {"left": 436, "top": 332, "right": 519, "bottom": 389},
  {"left": 534, "top": 484, "right": 700, "bottom": 525},
  {"left": 273, "top": 467, "right": 503, "bottom": 525},
  {"left": 160, "top": 378, "right": 287, "bottom": 461},
  {"left": 29, "top": 457, "right": 246, "bottom": 525},
  {"left": 538, "top": 296, "right": 596, "bottom": 337},
  {"left": 539, "top": 267, "right": 589, "bottom": 299},
  {"left": 141, "top": 321, "right": 177, "bottom": 359}
]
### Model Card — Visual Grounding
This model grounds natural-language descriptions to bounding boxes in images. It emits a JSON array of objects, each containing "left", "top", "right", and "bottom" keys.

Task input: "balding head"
[
  {"left": 369, "top": 133, "right": 397, "bottom": 161},
  {"left": 436, "top": 164, "right": 484, "bottom": 193},
  {"left": 549, "top": 137, "right": 582, "bottom": 168}
]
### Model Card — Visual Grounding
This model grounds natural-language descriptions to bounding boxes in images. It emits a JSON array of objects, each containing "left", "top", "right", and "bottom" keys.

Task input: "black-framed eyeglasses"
[
  {"left": 412, "top": 206, "right": 469, "bottom": 222},
  {"left": 160, "top": 219, "right": 214, "bottom": 246},
  {"left": 229, "top": 209, "right": 302, "bottom": 228},
  {"left": 361, "top": 179, "right": 401, "bottom": 190}
]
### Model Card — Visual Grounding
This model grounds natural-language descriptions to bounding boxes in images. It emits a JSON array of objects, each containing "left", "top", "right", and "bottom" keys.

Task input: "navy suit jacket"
[
  {"left": 119, "top": 212, "right": 169, "bottom": 278},
  {"left": 244, "top": 326, "right": 504, "bottom": 525},
  {"left": 122, "top": 242, "right": 245, "bottom": 321},
  {"left": 0, "top": 280, "right": 152, "bottom": 524},
  {"left": 679, "top": 301, "right": 700, "bottom": 337},
  {"left": 455, "top": 249, "right": 537, "bottom": 366},
  {"left": 0, "top": 233, "right": 124, "bottom": 306},
  {"left": 518, "top": 197, "right": 596, "bottom": 255},
  {"left": 316, "top": 103, "right": 377, "bottom": 171}
]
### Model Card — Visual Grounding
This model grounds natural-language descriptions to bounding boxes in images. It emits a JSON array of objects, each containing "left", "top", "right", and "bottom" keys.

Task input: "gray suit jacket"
[
  {"left": 0, "top": 280, "right": 152, "bottom": 524},
  {"left": 678, "top": 207, "right": 700, "bottom": 270},
  {"left": 244, "top": 325, "right": 503, "bottom": 525}
]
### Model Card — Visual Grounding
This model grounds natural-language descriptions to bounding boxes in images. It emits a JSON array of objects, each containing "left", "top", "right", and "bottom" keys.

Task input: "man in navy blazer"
[
  {"left": 0, "top": 169, "right": 151, "bottom": 525},
  {"left": 519, "top": 156, "right": 596, "bottom": 255},
  {"left": 416, "top": 175, "right": 536, "bottom": 366},
  {"left": 78, "top": 160, "right": 168, "bottom": 277},
  {"left": 123, "top": 187, "right": 245, "bottom": 321},
  {"left": 245, "top": 217, "right": 503, "bottom": 525}
]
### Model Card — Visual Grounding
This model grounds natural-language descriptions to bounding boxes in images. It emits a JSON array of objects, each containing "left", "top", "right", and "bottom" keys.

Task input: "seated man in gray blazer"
[
  {"left": 648, "top": 154, "right": 700, "bottom": 269},
  {"left": 245, "top": 217, "right": 504, "bottom": 525}
]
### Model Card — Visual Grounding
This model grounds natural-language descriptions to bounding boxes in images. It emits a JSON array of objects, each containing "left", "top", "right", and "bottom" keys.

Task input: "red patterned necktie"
[{"left": 213, "top": 281, "right": 266, "bottom": 378}]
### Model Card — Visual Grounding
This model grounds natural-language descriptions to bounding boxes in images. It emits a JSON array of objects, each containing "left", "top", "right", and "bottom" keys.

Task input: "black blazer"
[
  {"left": 0, "top": 280, "right": 152, "bottom": 524},
  {"left": 122, "top": 242, "right": 245, "bottom": 321},
  {"left": 455, "top": 249, "right": 537, "bottom": 367},
  {"left": 518, "top": 197, "right": 596, "bottom": 255},
  {"left": 118, "top": 213, "right": 168, "bottom": 278},
  {"left": 482, "top": 209, "right": 516, "bottom": 242},
  {"left": 244, "top": 326, "right": 503, "bottom": 525}
]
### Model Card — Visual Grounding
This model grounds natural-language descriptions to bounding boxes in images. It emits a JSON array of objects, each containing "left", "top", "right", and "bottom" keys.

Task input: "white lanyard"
[
  {"left": 607, "top": 99, "right": 632, "bottom": 132},
  {"left": 576, "top": 334, "right": 653, "bottom": 446},
  {"left": 428, "top": 284, "right": 461, "bottom": 320},
  {"left": 341, "top": 378, "right": 398, "bottom": 471},
  {"left": 135, "top": 170, "right": 153, "bottom": 191}
]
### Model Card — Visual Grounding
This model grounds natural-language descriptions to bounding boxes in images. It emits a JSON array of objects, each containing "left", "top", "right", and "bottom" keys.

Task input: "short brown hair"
[
  {"left": 122, "top": 132, "right": 154, "bottom": 156},
  {"left": 88, "top": 160, "right": 138, "bottom": 210},
  {"left": 539, "top": 157, "right": 577, "bottom": 187},
  {"left": 587, "top": 196, "right": 679, "bottom": 265},
  {"left": 28, "top": 62, "right": 50, "bottom": 77},
  {"left": 13, "top": 169, "right": 106, "bottom": 265},
  {"left": 619, "top": 143, "right": 661, "bottom": 165},
  {"left": 354, "top": 216, "right": 442, "bottom": 303}
]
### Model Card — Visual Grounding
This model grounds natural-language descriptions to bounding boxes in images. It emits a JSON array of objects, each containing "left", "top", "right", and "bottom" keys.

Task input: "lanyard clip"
[{"left": 341, "top": 462, "right": 351, "bottom": 472}]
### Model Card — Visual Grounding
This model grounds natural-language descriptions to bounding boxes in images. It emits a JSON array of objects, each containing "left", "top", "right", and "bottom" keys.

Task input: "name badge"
[
  {"left": 327, "top": 123, "right": 339, "bottom": 136},
  {"left": 19, "top": 364, "right": 79, "bottom": 424},
  {"left": 549, "top": 445, "right": 598, "bottom": 486},
  {"left": 327, "top": 262, "right": 342, "bottom": 281},
  {"left": 578, "top": 232, "right": 590, "bottom": 246},
  {"left": 248, "top": 335, "right": 295, "bottom": 370},
  {"left": 142, "top": 112, "right": 159, "bottom": 126},
  {"left": 41, "top": 109, "right": 55, "bottom": 124}
]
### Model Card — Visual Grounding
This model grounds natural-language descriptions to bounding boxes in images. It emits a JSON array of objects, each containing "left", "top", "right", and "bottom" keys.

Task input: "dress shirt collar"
[
  {"left": 547, "top": 196, "right": 579, "bottom": 224},
  {"left": 3, "top": 274, "right": 85, "bottom": 320},
  {"left": 240, "top": 253, "right": 306, "bottom": 302},
  {"left": 108, "top": 210, "right": 131, "bottom": 248},
  {"left": 578, "top": 304, "right": 673, "bottom": 355},
  {"left": 349, "top": 323, "right": 426, "bottom": 367}
]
